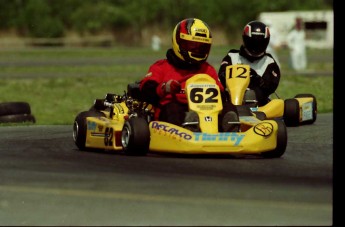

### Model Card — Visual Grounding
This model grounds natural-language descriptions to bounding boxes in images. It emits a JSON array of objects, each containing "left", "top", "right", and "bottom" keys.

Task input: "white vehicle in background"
[{"left": 258, "top": 10, "right": 333, "bottom": 49}]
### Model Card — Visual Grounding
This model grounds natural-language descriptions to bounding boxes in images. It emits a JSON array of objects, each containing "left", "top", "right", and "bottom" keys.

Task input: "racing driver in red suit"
[{"left": 139, "top": 18, "right": 239, "bottom": 132}]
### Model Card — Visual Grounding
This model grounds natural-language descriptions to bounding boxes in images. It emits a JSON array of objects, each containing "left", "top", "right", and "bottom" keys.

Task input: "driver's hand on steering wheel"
[
  {"left": 162, "top": 79, "right": 181, "bottom": 95},
  {"left": 250, "top": 69, "right": 264, "bottom": 87}
]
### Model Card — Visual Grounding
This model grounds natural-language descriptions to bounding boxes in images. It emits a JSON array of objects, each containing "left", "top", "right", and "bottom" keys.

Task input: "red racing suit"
[{"left": 139, "top": 54, "right": 224, "bottom": 120}]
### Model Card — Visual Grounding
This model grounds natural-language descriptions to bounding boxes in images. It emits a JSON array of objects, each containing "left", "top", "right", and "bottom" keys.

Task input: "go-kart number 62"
[
  {"left": 189, "top": 87, "right": 218, "bottom": 103},
  {"left": 104, "top": 127, "right": 113, "bottom": 146}
]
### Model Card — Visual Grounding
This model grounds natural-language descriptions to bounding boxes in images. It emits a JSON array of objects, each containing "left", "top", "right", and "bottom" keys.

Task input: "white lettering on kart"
[
  {"left": 151, "top": 122, "right": 192, "bottom": 140},
  {"left": 151, "top": 122, "right": 245, "bottom": 146},
  {"left": 194, "top": 133, "right": 245, "bottom": 146}
]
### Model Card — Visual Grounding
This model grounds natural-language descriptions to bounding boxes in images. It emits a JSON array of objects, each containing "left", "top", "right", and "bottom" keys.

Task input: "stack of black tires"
[{"left": 0, "top": 102, "right": 36, "bottom": 123}]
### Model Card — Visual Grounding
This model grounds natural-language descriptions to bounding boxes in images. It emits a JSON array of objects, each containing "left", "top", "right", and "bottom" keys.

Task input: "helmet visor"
[
  {"left": 243, "top": 36, "right": 269, "bottom": 57},
  {"left": 179, "top": 39, "right": 211, "bottom": 58}
]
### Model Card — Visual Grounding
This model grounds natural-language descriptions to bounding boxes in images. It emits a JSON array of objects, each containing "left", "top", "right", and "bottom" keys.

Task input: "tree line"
[{"left": 0, "top": 0, "right": 332, "bottom": 45}]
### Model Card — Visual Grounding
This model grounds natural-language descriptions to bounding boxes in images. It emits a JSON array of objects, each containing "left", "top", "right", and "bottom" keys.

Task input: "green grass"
[{"left": 0, "top": 46, "right": 333, "bottom": 125}]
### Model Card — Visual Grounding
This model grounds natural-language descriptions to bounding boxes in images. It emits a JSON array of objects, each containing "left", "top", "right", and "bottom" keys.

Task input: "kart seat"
[{"left": 127, "top": 82, "right": 142, "bottom": 101}]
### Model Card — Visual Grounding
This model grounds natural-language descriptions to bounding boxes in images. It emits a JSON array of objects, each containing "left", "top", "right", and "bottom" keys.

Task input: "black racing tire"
[
  {"left": 283, "top": 98, "right": 300, "bottom": 127},
  {"left": 262, "top": 119, "right": 287, "bottom": 158},
  {"left": 0, "top": 114, "right": 35, "bottom": 123},
  {"left": 73, "top": 110, "right": 106, "bottom": 151},
  {"left": 121, "top": 117, "right": 150, "bottom": 156},
  {"left": 0, "top": 102, "right": 31, "bottom": 116},
  {"left": 294, "top": 93, "right": 317, "bottom": 125}
]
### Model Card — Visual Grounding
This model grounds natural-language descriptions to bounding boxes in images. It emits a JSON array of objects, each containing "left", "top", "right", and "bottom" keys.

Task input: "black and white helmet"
[{"left": 242, "top": 21, "right": 270, "bottom": 57}]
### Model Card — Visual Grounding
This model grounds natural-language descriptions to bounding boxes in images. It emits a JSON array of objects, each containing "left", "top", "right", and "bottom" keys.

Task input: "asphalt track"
[{"left": 0, "top": 113, "right": 333, "bottom": 226}]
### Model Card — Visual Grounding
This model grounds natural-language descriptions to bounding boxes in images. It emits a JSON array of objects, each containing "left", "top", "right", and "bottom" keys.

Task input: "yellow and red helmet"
[{"left": 172, "top": 18, "right": 212, "bottom": 64}]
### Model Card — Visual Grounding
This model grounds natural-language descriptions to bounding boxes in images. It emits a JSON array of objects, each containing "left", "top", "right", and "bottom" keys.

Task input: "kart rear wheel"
[
  {"left": 294, "top": 93, "right": 317, "bottom": 125},
  {"left": 261, "top": 119, "right": 287, "bottom": 158},
  {"left": 73, "top": 110, "right": 105, "bottom": 151},
  {"left": 121, "top": 117, "right": 150, "bottom": 156},
  {"left": 283, "top": 98, "right": 300, "bottom": 127}
]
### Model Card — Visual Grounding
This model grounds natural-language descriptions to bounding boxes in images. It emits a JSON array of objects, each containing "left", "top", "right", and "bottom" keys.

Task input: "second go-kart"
[
  {"left": 73, "top": 66, "right": 288, "bottom": 158},
  {"left": 224, "top": 64, "right": 317, "bottom": 127}
]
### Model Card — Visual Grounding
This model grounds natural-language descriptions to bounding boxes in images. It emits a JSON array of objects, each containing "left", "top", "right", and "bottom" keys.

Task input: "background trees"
[{"left": 0, "top": 0, "right": 332, "bottom": 45}]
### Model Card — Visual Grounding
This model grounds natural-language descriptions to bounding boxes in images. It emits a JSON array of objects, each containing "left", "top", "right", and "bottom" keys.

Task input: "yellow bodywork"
[
  {"left": 84, "top": 102, "right": 129, "bottom": 150},
  {"left": 225, "top": 65, "right": 250, "bottom": 105},
  {"left": 258, "top": 99, "right": 284, "bottom": 119},
  {"left": 185, "top": 74, "right": 223, "bottom": 133},
  {"left": 83, "top": 114, "right": 282, "bottom": 155},
  {"left": 148, "top": 120, "right": 279, "bottom": 154}
]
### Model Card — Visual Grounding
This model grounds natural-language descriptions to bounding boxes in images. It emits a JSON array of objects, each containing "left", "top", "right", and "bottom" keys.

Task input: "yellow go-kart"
[
  {"left": 226, "top": 64, "right": 317, "bottom": 127},
  {"left": 73, "top": 65, "right": 288, "bottom": 158}
]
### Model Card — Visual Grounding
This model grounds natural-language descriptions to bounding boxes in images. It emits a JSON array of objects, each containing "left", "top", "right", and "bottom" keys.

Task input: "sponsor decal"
[
  {"left": 91, "top": 132, "right": 106, "bottom": 137},
  {"left": 301, "top": 102, "right": 313, "bottom": 121},
  {"left": 180, "top": 34, "right": 211, "bottom": 43},
  {"left": 151, "top": 122, "right": 192, "bottom": 140},
  {"left": 190, "top": 84, "right": 216, "bottom": 88},
  {"left": 205, "top": 116, "right": 212, "bottom": 122},
  {"left": 191, "top": 36, "right": 210, "bottom": 42},
  {"left": 253, "top": 122, "right": 273, "bottom": 136},
  {"left": 240, "top": 116, "right": 261, "bottom": 123},
  {"left": 194, "top": 133, "right": 244, "bottom": 146},
  {"left": 197, "top": 104, "right": 216, "bottom": 110},
  {"left": 87, "top": 121, "right": 106, "bottom": 137},
  {"left": 195, "top": 28, "right": 207, "bottom": 33},
  {"left": 251, "top": 31, "right": 265, "bottom": 36},
  {"left": 151, "top": 122, "right": 246, "bottom": 146},
  {"left": 87, "top": 121, "right": 97, "bottom": 130},
  {"left": 302, "top": 102, "right": 312, "bottom": 111}
]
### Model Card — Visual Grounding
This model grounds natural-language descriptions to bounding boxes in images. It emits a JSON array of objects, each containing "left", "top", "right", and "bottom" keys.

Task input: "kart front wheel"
[
  {"left": 121, "top": 117, "right": 150, "bottom": 156},
  {"left": 284, "top": 98, "right": 300, "bottom": 127},
  {"left": 73, "top": 110, "right": 105, "bottom": 151},
  {"left": 262, "top": 119, "right": 287, "bottom": 158}
]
